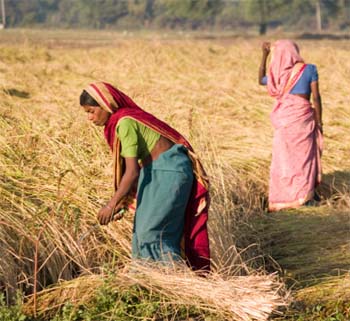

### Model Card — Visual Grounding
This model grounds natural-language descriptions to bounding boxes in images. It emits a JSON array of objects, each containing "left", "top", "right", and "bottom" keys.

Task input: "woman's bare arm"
[
  {"left": 259, "top": 42, "right": 270, "bottom": 85},
  {"left": 311, "top": 80, "right": 323, "bottom": 133},
  {"left": 98, "top": 157, "right": 140, "bottom": 225}
]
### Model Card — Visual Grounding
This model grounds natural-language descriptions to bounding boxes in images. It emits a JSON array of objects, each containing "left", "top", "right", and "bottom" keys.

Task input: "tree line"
[{"left": 4, "top": 0, "right": 350, "bottom": 34}]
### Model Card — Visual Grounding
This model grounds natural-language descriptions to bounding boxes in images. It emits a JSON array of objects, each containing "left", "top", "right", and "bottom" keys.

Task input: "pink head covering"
[{"left": 267, "top": 39, "right": 304, "bottom": 98}]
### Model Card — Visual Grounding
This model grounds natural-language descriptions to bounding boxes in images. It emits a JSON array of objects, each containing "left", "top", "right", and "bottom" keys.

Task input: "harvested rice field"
[{"left": 0, "top": 29, "right": 349, "bottom": 321}]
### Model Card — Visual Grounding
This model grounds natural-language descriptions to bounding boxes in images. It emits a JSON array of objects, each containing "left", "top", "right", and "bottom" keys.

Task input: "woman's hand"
[
  {"left": 97, "top": 205, "right": 114, "bottom": 225},
  {"left": 97, "top": 202, "right": 126, "bottom": 225},
  {"left": 98, "top": 203, "right": 123, "bottom": 225}
]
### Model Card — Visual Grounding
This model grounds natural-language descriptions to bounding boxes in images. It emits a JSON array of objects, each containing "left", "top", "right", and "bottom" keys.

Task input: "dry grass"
[
  {"left": 0, "top": 29, "right": 349, "bottom": 319},
  {"left": 24, "top": 262, "right": 287, "bottom": 321}
]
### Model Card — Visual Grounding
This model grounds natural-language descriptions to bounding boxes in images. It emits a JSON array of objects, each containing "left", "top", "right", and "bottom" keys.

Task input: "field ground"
[{"left": 0, "top": 29, "right": 349, "bottom": 320}]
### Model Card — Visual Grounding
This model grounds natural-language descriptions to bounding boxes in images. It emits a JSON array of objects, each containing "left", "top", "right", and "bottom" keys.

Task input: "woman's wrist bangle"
[{"left": 105, "top": 204, "right": 114, "bottom": 211}]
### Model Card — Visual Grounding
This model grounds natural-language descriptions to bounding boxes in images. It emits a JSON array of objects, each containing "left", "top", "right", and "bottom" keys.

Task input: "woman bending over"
[{"left": 80, "top": 82, "right": 210, "bottom": 270}]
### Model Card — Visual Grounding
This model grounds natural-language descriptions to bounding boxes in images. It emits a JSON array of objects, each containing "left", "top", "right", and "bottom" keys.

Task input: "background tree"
[
  {"left": 126, "top": 0, "right": 154, "bottom": 27},
  {"left": 153, "top": 0, "right": 223, "bottom": 29},
  {"left": 3, "top": 0, "right": 350, "bottom": 31},
  {"left": 242, "top": 0, "right": 290, "bottom": 35},
  {"left": 288, "top": 0, "right": 342, "bottom": 31}
]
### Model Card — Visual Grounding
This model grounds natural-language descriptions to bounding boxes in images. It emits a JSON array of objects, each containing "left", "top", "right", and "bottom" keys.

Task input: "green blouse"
[{"left": 116, "top": 117, "right": 160, "bottom": 161}]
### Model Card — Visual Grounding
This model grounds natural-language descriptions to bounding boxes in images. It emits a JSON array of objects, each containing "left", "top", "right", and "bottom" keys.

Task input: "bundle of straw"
[{"left": 24, "top": 261, "right": 288, "bottom": 321}]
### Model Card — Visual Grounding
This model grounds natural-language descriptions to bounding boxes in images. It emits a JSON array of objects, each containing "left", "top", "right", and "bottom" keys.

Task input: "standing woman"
[
  {"left": 80, "top": 82, "right": 210, "bottom": 271},
  {"left": 259, "top": 40, "right": 323, "bottom": 211}
]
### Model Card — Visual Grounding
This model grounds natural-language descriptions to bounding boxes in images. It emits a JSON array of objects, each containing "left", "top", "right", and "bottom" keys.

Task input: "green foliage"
[
  {"left": 48, "top": 277, "right": 206, "bottom": 321},
  {"left": 0, "top": 293, "right": 28, "bottom": 321},
  {"left": 282, "top": 301, "right": 350, "bottom": 321},
  {"left": 2, "top": 282, "right": 200, "bottom": 321},
  {"left": 5, "top": 0, "right": 350, "bottom": 31},
  {"left": 155, "top": 0, "right": 223, "bottom": 28}
]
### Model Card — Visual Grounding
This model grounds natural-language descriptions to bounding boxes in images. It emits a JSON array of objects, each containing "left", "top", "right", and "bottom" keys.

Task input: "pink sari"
[
  {"left": 267, "top": 40, "right": 323, "bottom": 211},
  {"left": 84, "top": 82, "right": 210, "bottom": 271}
]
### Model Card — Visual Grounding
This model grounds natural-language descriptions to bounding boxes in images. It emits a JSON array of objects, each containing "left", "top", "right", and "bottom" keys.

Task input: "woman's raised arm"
[{"left": 259, "top": 42, "right": 271, "bottom": 85}]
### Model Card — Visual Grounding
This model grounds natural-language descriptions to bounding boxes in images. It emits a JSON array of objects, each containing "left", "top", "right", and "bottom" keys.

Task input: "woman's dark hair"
[{"left": 80, "top": 90, "right": 100, "bottom": 107}]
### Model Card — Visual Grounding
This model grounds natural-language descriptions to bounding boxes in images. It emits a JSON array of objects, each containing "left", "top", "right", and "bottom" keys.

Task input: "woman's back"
[{"left": 261, "top": 63, "right": 318, "bottom": 96}]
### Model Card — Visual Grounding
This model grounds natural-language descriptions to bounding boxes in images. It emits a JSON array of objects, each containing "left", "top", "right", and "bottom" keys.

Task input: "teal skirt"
[{"left": 132, "top": 144, "right": 193, "bottom": 262}]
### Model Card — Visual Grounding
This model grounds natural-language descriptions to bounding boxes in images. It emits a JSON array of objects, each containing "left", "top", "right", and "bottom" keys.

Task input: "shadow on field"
[
  {"left": 252, "top": 208, "right": 350, "bottom": 288},
  {"left": 3, "top": 88, "right": 30, "bottom": 99},
  {"left": 317, "top": 170, "right": 350, "bottom": 202}
]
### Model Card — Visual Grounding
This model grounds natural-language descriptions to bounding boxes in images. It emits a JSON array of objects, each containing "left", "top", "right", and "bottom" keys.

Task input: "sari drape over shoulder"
[
  {"left": 84, "top": 82, "right": 210, "bottom": 271},
  {"left": 267, "top": 40, "right": 323, "bottom": 211}
]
